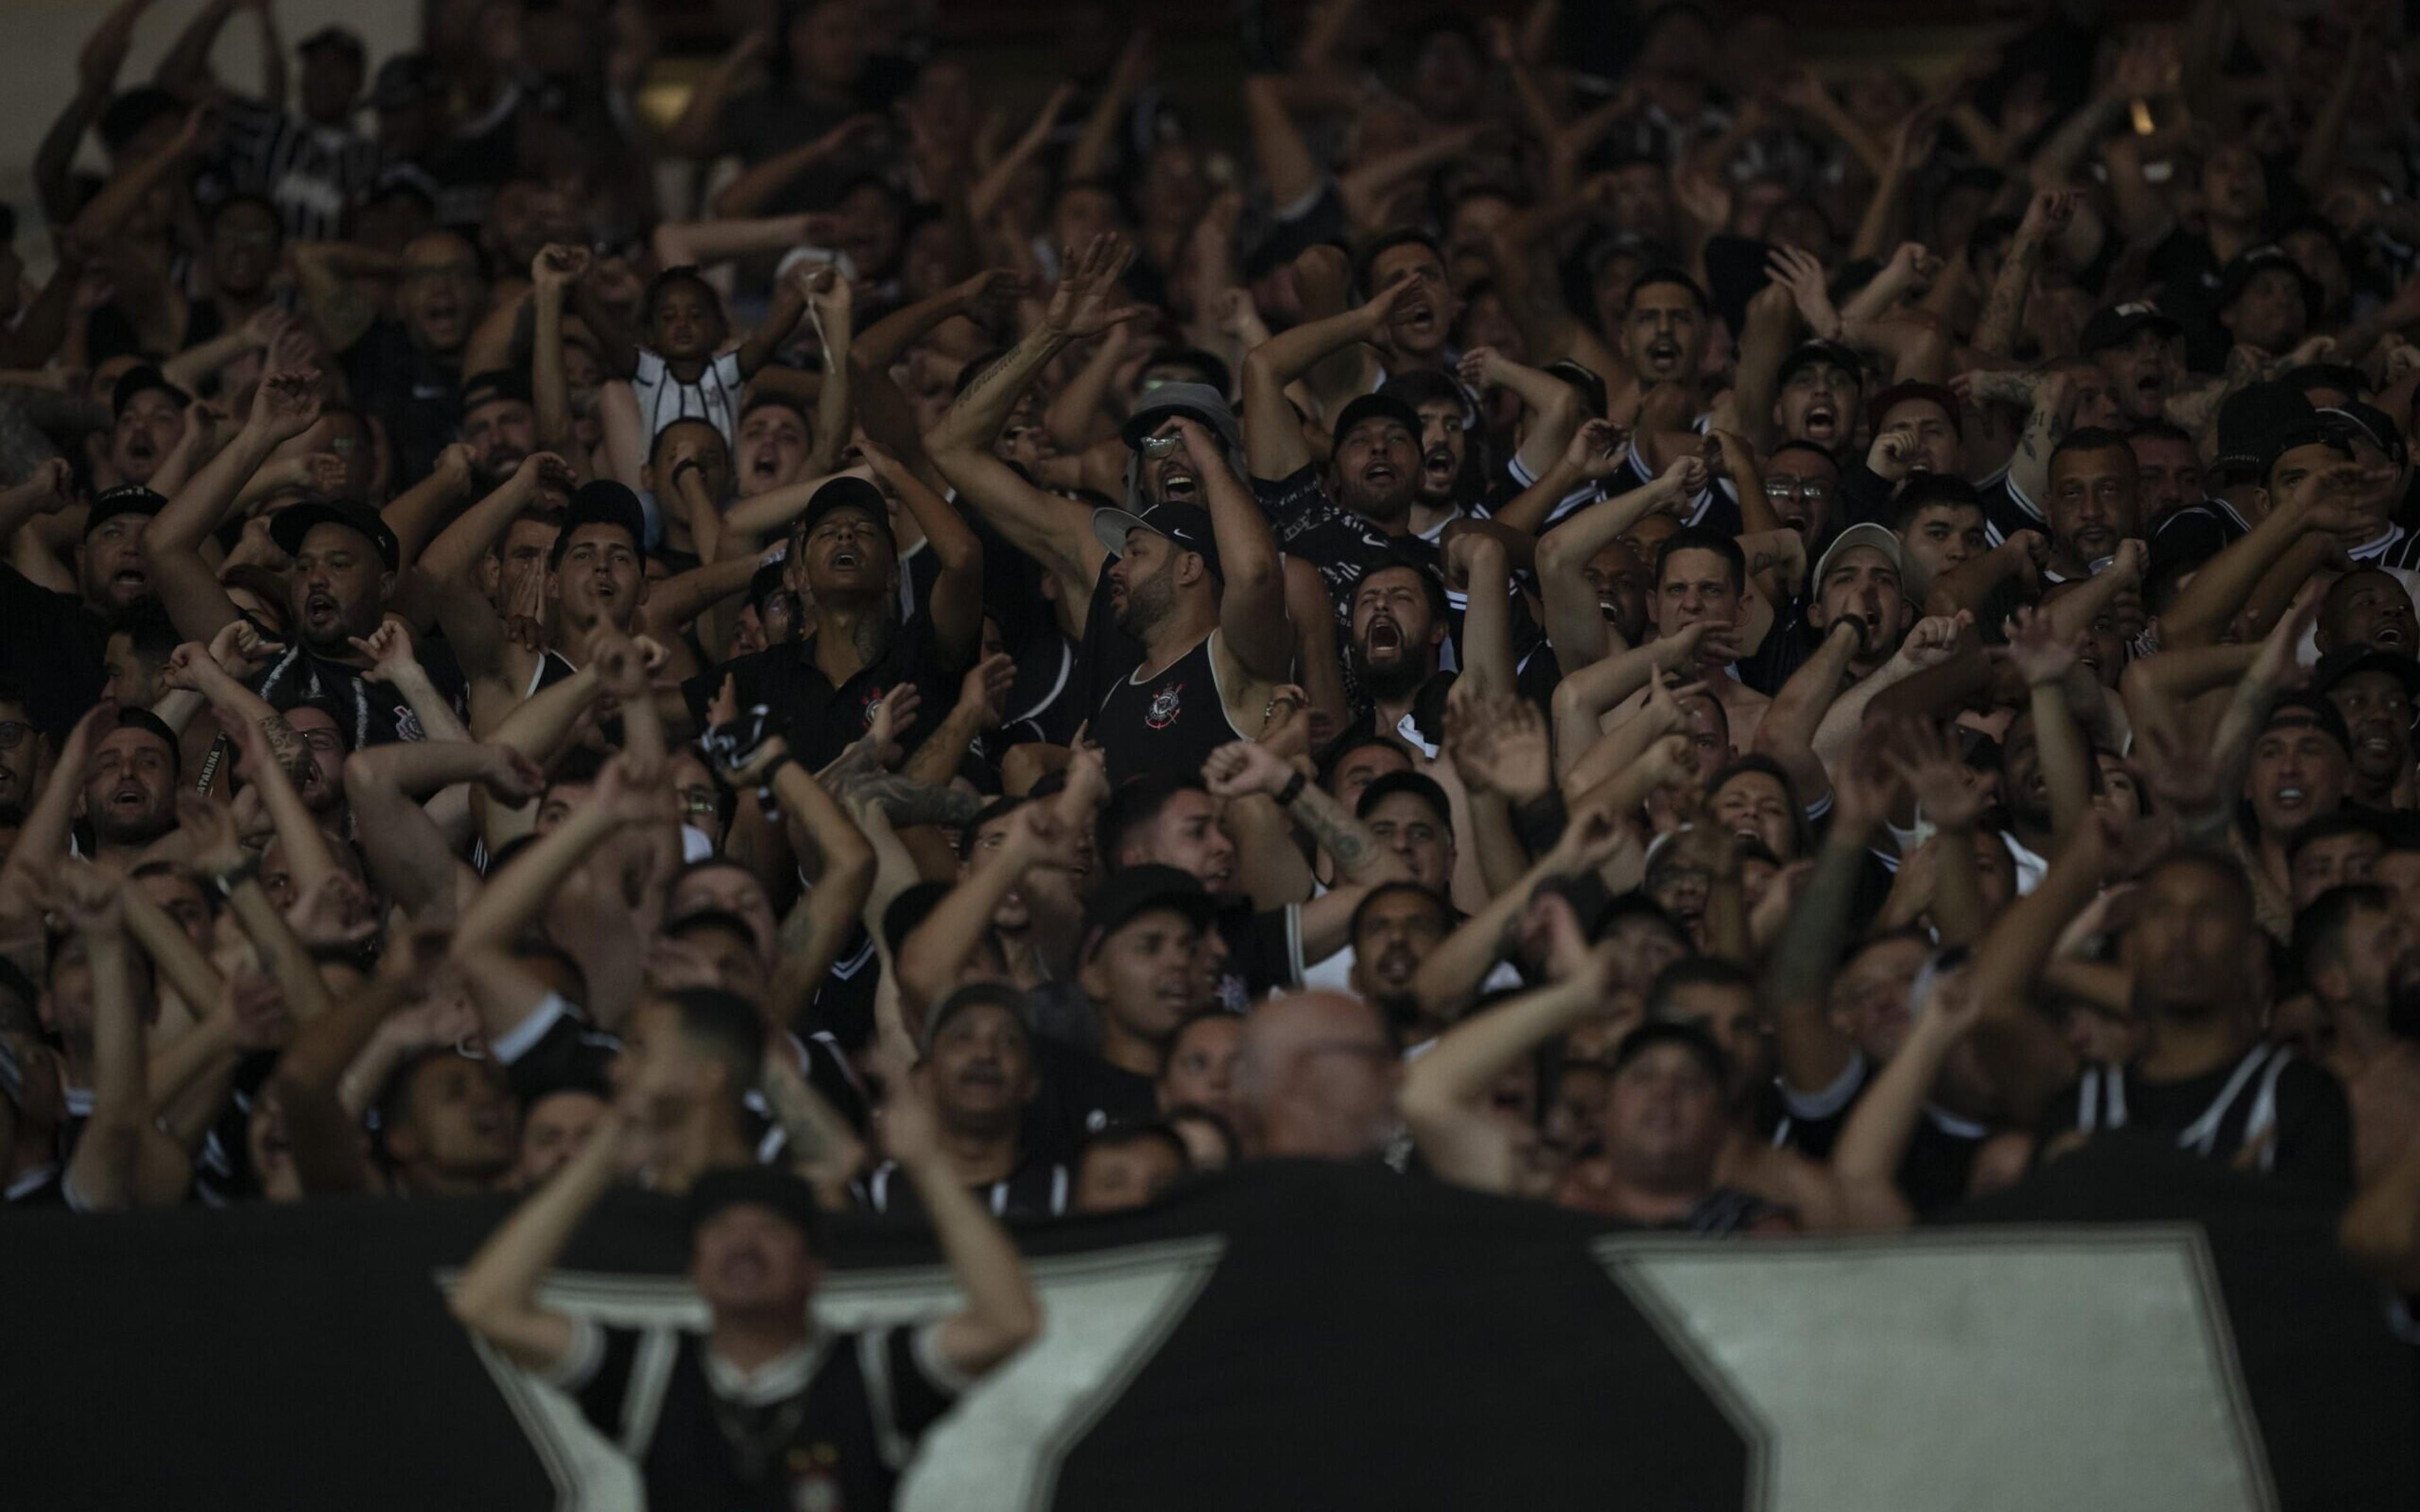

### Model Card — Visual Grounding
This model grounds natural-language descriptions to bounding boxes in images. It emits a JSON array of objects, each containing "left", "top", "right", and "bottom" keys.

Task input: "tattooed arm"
[
  {"left": 838, "top": 770, "right": 989, "bottom": 829},
  {"left": 2004, "top": 369, "right": 2075, "bottom": 514}
]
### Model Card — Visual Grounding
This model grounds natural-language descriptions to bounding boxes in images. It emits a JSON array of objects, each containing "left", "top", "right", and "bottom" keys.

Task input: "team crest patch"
[
  {"left": 1145, "top": 681, "right": 1183, "bottom": 729},
  {"left": 861, "top": 688, "right": 885, "bottom": 727}
]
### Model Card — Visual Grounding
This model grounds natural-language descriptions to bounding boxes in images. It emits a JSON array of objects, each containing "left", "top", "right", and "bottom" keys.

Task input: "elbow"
[{"left": 340, "top": 750, "right": 386, "bottom": 802}]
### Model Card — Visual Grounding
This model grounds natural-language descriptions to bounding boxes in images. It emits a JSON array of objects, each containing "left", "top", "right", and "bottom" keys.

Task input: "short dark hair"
[
  {"left": 2291, "top": 882, "right": 2393, "bottom": 985},
  {"left": 1355, "top": 227, "right": 1446, "bottom": 295},
  {"left": 640, "top": 265, "right": 725, "bottom": 327},
  {"left": 1889, "top": 474, "right": 1986, "bottom": 530},
  {"left": 1644, "top": 956, "right": 1757, "bottom": 1020},
  {"left": 1627, "top": 266, "right": 1708, "bottom": 313},
  {"left": 1609, "top": 1019, "right": 1729, "bottom": 1087},
  {"left": 2126, "top": 420, "right": 2196, "bottom": 449},
  {"left": 958, "top": 795, "right": 1030, "bottom": 859},
  {"left": 2285, "top": 810, "right": 2386, "bottom": 870},
  {"left": 2051, "top": 426, "right": 2135, "bottom": 467},
  {"left": 1073, "top": 1120, "right": 1190, "bottom": 1182},
  {"left": 1347, "top": 880, "right": 1450, "bottom": 944},
  {"left": 1100, "top": 772, "right": 1209, "bottom": 867},
  {"left": 659, "top": 985, "right": 766, "bottom": 1100},
  {"left": 1655, "top": 526, "right": 1746, "bottom": 592}
]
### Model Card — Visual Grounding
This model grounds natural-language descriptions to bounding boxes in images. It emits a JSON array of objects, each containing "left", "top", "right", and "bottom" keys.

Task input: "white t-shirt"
[{"left": 632, "top": 346, "right": 746, "bottom": 446}]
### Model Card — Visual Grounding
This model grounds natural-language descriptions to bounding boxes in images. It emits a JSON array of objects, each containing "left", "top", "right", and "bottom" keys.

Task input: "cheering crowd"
[{"left": 4, "top": 0, "right": 2420, "bottom": 1499}]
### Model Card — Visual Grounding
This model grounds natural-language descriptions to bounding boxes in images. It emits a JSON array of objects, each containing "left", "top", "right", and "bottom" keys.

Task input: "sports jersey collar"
[
  {"left": 704, "top": 1334, "right": 828, "bottom": 1406},
  {"left": 2349, "top": 523, "right": 2407, "bottom": 561}
]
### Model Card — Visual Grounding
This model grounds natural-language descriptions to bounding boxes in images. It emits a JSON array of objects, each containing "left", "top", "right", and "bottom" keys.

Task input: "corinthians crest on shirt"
[{"left": 1145, "top": 680, "right": 1184, "bottom": 730}]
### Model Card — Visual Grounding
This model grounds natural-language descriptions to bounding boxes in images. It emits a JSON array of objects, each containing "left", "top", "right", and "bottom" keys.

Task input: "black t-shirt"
[
  {"left": 492, "top": 993, "right": 623, "bottom": 1106},
  {"left": 2143, "top": 227, "right": 2235, "bottom": 373},
  {"left": 2148, "top": 499, "right": 2249, "bottom": 578},
  {"left": 343, "top": 320, "right": 463, "bottom": 491},
  {"left": 2038, "top": 1043, "right": 2354, "bottom": 1200},
  {"left": 552, "top": 1319, "right": 961, "bottom": 1512},
  {"left": 1068, "top": 557, "right": 1146, "bottom": 749},
  {"left": 1249, "top": 464, "right": 1414, "bottom": 619},
  {"left": 1090, "top": 634, "right": 1248, "bottom": 786},
  {"left": 856, "top": 1155, "right": 1070, "bottom": 1223},
  {"left": 685, "top": 610, "right": 964, "bottom": 770},
  {"left": 1209, "top": 896, "right": 1301, "bottom": 1011},
  {"left": 1772, "top": 1051, "right": 1988, "bottom": 1215},
  {"left": 0, "top": 565, "right": 107, "bottom": 740},
  {"left": 1027, "top": 1036, "right": 1156, "bottom": 1164},
  {"left": 250, "top": 638, "right": 468, "bottom": 748}
]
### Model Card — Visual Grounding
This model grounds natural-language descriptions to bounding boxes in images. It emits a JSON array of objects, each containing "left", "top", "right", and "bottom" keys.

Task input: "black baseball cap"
[
  {"left": 1776, "top": 338, "right": 1864, "bottom": 388},
  {"left": 1331, "top": 391, "right": 1422, "bottom": 449},
  {"left": 684, "top": 1164, "right": 822, "bottom": 1251},
  {"left": 798, "top": 476, "right": 894, "bottom": 542},
  {"left": 2217, "top": 246, "right": 2321, "bottom": 321},
  {"left": 2259, "top": 415, "right": 2355, "bottom": 483},
  {"left": 1092, "top": 499, "right": 1223, "bottom": 584},
  {"left": 269, "top": 496, "right": 401, "bottom": 570},
  {"left": 1081, "top": 864, "right": 1217, "bottom": 958},
  {"left": 459, "top": 368, "right": 533, "bottom": 412},
  {"left": 2264, "top": 690, "right": 2354, "bottom": 759},
  {"left": 748, "top": 557, "right": 790, "bottom": 613},
  {"left": 112, "top": 364, "right": 188, "bottom": 417},
  {"left": 2318, "top": 401, "right": 2407, "bottom": 468},
  {"left": 550, "top": 479, "right": 646, "bottom": 566},
  {"left": 2078, "top": 301, "right": 2182, "bottom": 355},
  {"left": 84, "top": 483, "right": 164, "bottom": 538},
  {"left": 2212, "top": 381, "right": 2317, "bottom": 478},
  {"left": 1609, "top": 1019, "right": 1730, "bottom": 1085},
  {"left": 113, "top": 706, "right": 181, "bottom": 774},
  {"left": 2315, "top": 646, "right": 2420, "bottom": 701},
  {"left": 369, "top": 53, "right": 447, "bottom": 112}
]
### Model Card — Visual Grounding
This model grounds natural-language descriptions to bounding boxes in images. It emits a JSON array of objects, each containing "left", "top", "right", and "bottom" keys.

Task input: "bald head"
[{"left": 1235, "top": 991, "right": 1399, "bottom": 1160}]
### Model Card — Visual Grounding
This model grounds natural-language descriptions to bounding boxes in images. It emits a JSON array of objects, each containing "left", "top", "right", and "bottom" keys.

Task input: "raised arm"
[
  {"left": 926, "top": 237, "right": 1147, "bottom": 598},
  {"left": 449, "top": 1101, "right": 634, "bottom": 1371},
  {"left": 1402, "top": 956, "right": 1612, "bottom": 1192},
  {"left": 1240, "top": 280, "right": 1409, "bottom": 480},
  {"left": 2003, "top": 607, "right": 2094, "bottom": 852},
  {"left": 1766, "top": 730, "right": 1898, "bottom": 1096},
  {"left": 52, "top": 864, "right": 187, "bottom": 1210},
  {"left": 142, "top": 367, "right": 323, "bottom": 643},
  {"left": 875, "top": 1053, "right": 1042, "bottom": 1376}
]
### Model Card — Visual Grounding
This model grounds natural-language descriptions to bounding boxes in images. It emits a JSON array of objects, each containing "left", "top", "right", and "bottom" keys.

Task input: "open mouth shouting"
[
  {"left": 1364, "top": 614, "right": 1404, "bottom": 662},
  {"left": 1158, "top": 465, "right": 1200, "bottom": 503},
  {"left": 1802, "top": 398, "right": 1839, "bottom": 442},
  {"left": 108, "top": 781, "right": 150, "bottom": 815},
  {"left": 747, "top": 444, "right": 782, "bottom": 482},
  {"left": 302, "top": 588, "right": 342, "bottom": 630},
  {"left": 1395, "top": 295, "right": 1438, "bottom": 341},
  {"left": 1644, "top": 336, "right": 1683, "bottom": 376},
  {"left": 2374, "top": 622, "right": 2409, "bottom": 651},
  {"left": 1420, "top": 444, "right": 1458, "bottom": 492},
  {"left": 1361, "top": 458, "right": 1400, "bottom": 493}
]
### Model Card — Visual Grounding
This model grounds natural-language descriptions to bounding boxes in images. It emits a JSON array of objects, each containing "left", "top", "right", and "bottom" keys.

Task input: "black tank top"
[{"left": 1093, "top": 633, "right": 1247, "bottom": 784}]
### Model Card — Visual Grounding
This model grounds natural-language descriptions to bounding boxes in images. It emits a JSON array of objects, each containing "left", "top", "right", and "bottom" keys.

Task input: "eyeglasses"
[
  {"left": 296, "top": 729, "right": 344, "bottom": 753},
  {"left": 677, "top": 788, "right": 719, "bottom": 816},
  {"left": 0, "top": 721, "right": 29, "bottom": 750},
  {"left": 1765, "top": 476, "right": 1835, "bottom": 503}
]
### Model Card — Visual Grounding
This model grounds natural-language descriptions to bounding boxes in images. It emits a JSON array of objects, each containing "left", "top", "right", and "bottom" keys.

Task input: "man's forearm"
[{"left": 929, "top": 320, "right": 1068, "bottom": 459}]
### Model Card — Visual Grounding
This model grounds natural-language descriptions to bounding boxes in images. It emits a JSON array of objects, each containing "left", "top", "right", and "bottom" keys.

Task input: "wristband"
[{"left": 1273, "top": 770, "right": 1308, "bottom": 808}]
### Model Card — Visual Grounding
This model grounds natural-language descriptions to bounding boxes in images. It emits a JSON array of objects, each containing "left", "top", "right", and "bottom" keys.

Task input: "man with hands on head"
[
  {"left": 449, "top": 1054, "right": 1040, "bottom": 1512},
  {"left": 144, "top": 365, "right": 463, "bottom": 748}
]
